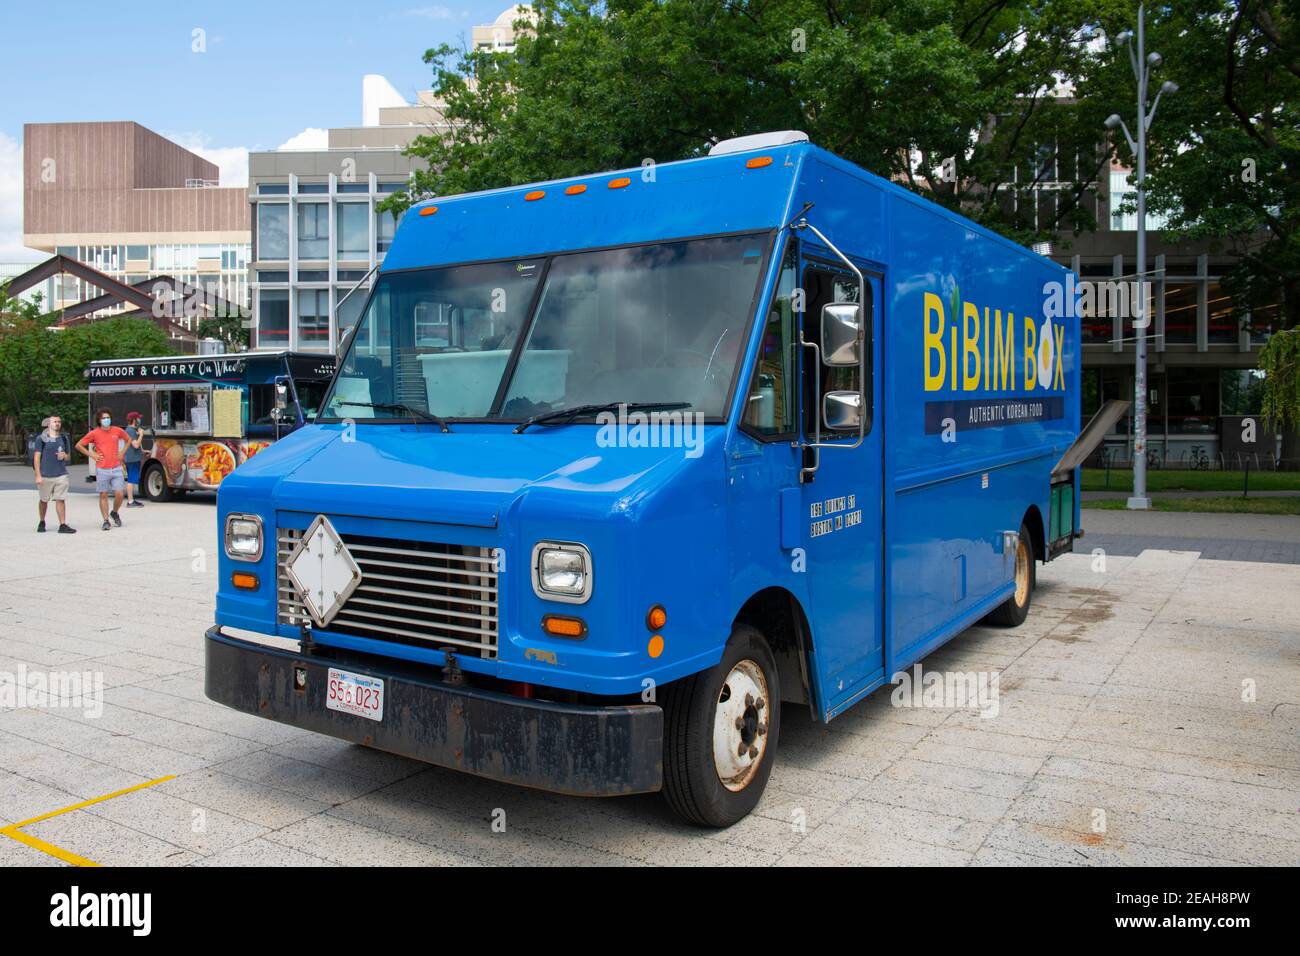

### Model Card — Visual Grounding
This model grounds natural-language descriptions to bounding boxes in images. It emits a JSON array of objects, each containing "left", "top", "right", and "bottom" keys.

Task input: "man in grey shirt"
[{"left": 34, "top": 414, "right": 76, "bottom": 534}]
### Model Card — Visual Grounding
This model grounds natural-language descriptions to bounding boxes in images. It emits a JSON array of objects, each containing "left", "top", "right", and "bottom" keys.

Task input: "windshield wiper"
[
  {"left": 513, "top": 401, "right": 691, "bottom": 434},
  {"left": 338, "top": 401, "right": 452, "bottom": 432}
]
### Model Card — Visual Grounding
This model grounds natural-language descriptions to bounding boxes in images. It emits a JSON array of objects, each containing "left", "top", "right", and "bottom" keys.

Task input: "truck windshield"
[{"left": 321, "top": 233, "right": 769, "bottom": 422}]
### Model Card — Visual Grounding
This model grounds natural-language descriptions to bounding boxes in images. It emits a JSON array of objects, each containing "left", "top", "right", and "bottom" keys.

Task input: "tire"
[
  {"left": 661, "top": 624, "right": 781, "bottom": 827},
  {"left": 141, "top": 462, "right": 174, "bottom": 502},
  {"left": 988, "top": 521, "right": 1035, "bottom": 627}
]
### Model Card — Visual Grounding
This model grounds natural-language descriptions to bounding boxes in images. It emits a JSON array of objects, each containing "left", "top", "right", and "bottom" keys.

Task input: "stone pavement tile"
[
  {"left": 906, "top": 739, "right": 1048, "bottom": 778},
  {"left": 45, "top": 704, "right": 266, "bottom": 764},
  {"left": 191, "top": 837, "right": 337, "bottom": 867},
  {"left": 22, "top": 811, "right": 200, "bottom": 866},
  {"left": 1039, "top": 754, "right": 1299, "bottom": 814},
  {"left": 104, "top": 684, "right": 310, "bottom": 747},
  {"left": 0, "top": 769, "right": 83, "bottom": 824},
  {"left": 84, "top": 786, "right": 269, "bottom": 857},
  {"left": 971, "top": 844, "right": 1070, "bottom": 866},
  {"left": 835, "top": 798, "right": 996, "bottom": 853},
  {"left": 750, "top": 783, "right": 846, "bottom": 828},
  {"left": 762, "top": 762, "right": 866, "bottom": 803},
  {"left": 852, "top": 774, "right": 1012, "bottom": 823},
  {"left": 0, "top": 634, "right": 123, "bottom": 667},
  {"left": 0, "top": 832, "right": 68, "bottom": 866},
  {"left": 0, "top": 729, "right": 150, "bottom": 800},
  {"left": 996, "top": 682, "right": 1097, "bottom": 712},
  {"left": 981, "top": 816, "right": 1229, "bottom": 867},
  {"left": 1066, "top": 712, "right": 1300, "bottom": 770},
  {"left": 1003, "top": 656, "right": 1119, "bottom": 686},
  {"left": 264, "top": 812, "right": 483, "bottom": 866},
  {"left": 924, "top": 724, "right": 1060, "bottom": 761},
  {"left": 1095, "top": 681, "right": 1298, "bottom": 721},
  {"left": 85, "top": 649, "right": 198, "bottom": 678},
  {"left": 777, "top": 820, "right": 973, "bottom": 866},
  {"left": 881, "top": 757, "right": 1033, "bottom": 801},
  {"left": 1052, "top": 737, "right": 1300, "bottom": 792},
  {"left": 162, "top": 769, "right": 332, "bottom": 830},
  {"left": 213, "top": 750, "right": 385, "bottom": 806},
  {"left": 268, "top": 736, "right": 425, "bottom": 787},
  {"left": 1005, "top": 794, "right": 1300, "bottom": 866},
  {"left": 1023, "top": 774, "right": 1300, "bottom": 844},
  {"left": 0, "top": 708, "right": 207, "bottom": 778}
]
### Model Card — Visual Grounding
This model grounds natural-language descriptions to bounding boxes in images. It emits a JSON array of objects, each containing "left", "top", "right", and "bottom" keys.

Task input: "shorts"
[
  {"left": 95, "top": 467, "right": 125, "bottom": 494},
  {"left": 38, "top": 474, "right": 69, "bottom": 502},
  {"left": 126, "top": 461, "right": 141, "bottom": 485}
]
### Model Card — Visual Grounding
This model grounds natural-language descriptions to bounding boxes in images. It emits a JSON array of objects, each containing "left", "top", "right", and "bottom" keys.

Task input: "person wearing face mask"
[
  {"left": 76, "top": 409, "right": 132, "bottom": 531},
  {"left": 33, "top": 414, "right": 76, "bottom": 534}
]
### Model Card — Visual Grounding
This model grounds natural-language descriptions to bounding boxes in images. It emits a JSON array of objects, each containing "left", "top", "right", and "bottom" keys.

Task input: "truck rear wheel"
[
  {"left": 142, "top": 462, "right": 174, "bottom": 502},
  {"left": 988, "top": 521, "right": 1035, "bottom": 627},
  {"left": 661, "top": 624, "right": 780, "bottom": 827}
]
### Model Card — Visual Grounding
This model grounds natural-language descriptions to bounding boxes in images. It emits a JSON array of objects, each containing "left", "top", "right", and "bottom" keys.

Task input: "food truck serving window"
[{"left": 157, "top": 387, "right": 212, "bottom": 432}]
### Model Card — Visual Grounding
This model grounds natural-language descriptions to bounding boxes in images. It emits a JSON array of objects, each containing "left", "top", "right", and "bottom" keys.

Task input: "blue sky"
[{"left": 0, "top": 1, "right": 515, "bottom": 259}]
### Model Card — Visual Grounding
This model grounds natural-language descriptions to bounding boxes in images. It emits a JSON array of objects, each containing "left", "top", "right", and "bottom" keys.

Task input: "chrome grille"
[{"left": 277, "top": 526, "right": 499, "bottom": 658}]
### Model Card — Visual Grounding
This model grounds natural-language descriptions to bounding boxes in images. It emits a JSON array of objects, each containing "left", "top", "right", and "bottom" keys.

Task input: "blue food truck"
[{"left": 206, "top": 131, "right": 1093, "bottom": 826}]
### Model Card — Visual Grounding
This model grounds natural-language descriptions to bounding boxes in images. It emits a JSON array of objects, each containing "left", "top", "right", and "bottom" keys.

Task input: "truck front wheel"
[{"left": 661, "top": 624, "right": 780, "bottom": 827}]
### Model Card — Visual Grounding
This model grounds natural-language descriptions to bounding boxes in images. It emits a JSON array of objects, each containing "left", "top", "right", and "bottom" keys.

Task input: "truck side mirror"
[
  {"left": 823, "top": 390, "right": 862, "bottom": 431},
  {"left": 274, "top": 378, "right": 289, "bottom": 410},
  {"left": 821, "top": 302, "right": 861, "bottom": 367}
]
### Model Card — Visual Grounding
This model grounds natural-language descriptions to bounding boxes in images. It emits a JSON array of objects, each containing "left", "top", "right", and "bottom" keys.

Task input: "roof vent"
[{"left": 708, "top": 130, "right": 809, "bottom": 156}]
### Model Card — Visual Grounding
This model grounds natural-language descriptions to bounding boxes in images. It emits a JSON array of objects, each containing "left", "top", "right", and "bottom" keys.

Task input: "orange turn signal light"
[
  {"left": 564, "top": 184, "right": 587, "bottom": 195},
  {"left": 231, "top": 572, "right": 259, "bottom": 590},
  {"left": 418, "top": 206, "right": 438, "bottom": 216},
  {"left": 542, "top": 614, "right": 587, "bottom": 639},
  {"left": 607, "top": 177, "right": 631, "bottom": 190},
  {"left": 646, "top": 605, "right": 667, "bottom": 630},
  {"left": 746, "top": 156, "right": 773, "bottom": 169},
  {"left": 525, "top": 190, "right": 546, "bottom": 202},
  {"left": 648, "top": 635, "right": 665, "bottom": 659}
]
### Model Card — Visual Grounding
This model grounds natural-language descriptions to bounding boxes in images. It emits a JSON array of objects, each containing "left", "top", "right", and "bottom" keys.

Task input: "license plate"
[{"left": 325, "top": 668, "right": 383, "bottom": 722}]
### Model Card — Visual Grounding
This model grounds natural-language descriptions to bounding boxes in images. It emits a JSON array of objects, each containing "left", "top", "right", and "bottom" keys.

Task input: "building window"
[
  {"left": 258, "top": 204, "right": 289, "bottom": 260},
  {"left": 297, "top": 289, "right": 331, "bottom": 351},
  {"left": 258, "top": 289, "right": 290, "bottom": 347},
  {"left": 337, "top": 203, "right": 369, "bottom": 260},
  {"left": 1206, "top": 280, "right": 1238, "bottom": 343},
  {"left": 1163, "top": 282, "right": 1198, "bottom": 344},
  {"left": 298, "top": 203, "right": 328, "bottom": 260},
  {"left": 377, "top": 210, "right": 398, "bottom": 254},
  {"left": 298, "top": 183, "right": 329, "bottom": 194},
  {"left": 257, "top": 183, "right": 289, "bottom": 195}
]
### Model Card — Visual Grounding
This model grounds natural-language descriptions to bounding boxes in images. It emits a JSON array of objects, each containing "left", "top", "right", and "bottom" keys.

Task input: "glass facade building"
[{"left": 249, "top": 172, "right": 407, "bottom": 352}]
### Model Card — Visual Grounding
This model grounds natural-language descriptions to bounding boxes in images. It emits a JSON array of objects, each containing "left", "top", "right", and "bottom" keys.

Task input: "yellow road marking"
[{"left": 0, "top": 774, "right": 176, "bottom": 867}]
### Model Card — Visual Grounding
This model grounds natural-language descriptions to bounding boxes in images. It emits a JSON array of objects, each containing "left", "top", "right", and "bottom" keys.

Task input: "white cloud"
[
  {"left": 162, "top": 130, "right": 249, "bottom": 187},
  {"left": 407, "top": 6, "right": 454, "bottom": 18},
  {"left": 0, "top": 132, "right": 45, "bottom": 263},
  {"left": 277, "top": 127, "right": 330, "bottom": 151}
]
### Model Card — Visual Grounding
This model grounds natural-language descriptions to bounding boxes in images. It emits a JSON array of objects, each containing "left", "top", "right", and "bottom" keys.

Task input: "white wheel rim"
[
  {"left": 147, "top": 469, "right": 163, "bottom": 496},
  {"left": 712, "top": 659, "right": 770, "bottom": 792}
]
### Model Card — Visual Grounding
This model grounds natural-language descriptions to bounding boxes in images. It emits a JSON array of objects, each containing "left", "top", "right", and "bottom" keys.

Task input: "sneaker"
[
  {"left": 110, "top": 510, "right": 122, "bottom": 527},
  {"left": 127, "top": 500, "right": 144, "bottom": 508},
  {"left": 102, "top": 520, "right": 111, "bottom": 531},
  {"left": 58, "top": 524, "right": 76, "bottom": 534},
  {"left": 37, "top": 521, "right": 46, "bottom": 533}
]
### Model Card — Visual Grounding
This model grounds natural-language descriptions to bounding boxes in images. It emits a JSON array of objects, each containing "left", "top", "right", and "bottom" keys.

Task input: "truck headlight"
[
  {"left": 224, "top": 514, "right": 264, "bottom": 562},
  {"left": 532, "top": 542, "right": 592, "bottom": 603}
]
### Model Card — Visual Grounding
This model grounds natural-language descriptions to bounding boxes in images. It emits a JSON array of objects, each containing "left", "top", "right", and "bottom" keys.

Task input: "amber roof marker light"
[
  {"left": 745, "top": 156, "right": 773, "bottom": 169},
  {"left": 525, "top": 190, "right": 546, "bottom": 202},
  {"left": 607, "top": 177, "right": 631, "bottom": 190},
  {"left": 646, "top": 605, "right": 667, "bottom": 631},
  {"left": 564, "top": 184, "right": 587, "bottom": 195},
  {"left": 418, "top": 206, "right": 438, "bottom": 216}
]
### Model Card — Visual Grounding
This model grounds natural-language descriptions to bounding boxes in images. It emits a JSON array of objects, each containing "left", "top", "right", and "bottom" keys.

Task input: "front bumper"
[{"left": 204, "top": 626, "right": 663, "bottom": 796}]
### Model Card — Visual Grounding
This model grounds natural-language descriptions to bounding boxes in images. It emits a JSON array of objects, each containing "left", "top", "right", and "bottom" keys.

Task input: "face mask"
[{"left": 100, "top": 418, "right": 111, "bottom": 427}]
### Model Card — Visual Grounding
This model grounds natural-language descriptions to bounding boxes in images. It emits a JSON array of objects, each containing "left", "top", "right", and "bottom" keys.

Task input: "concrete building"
[
  {"left": 471, "top": 4, "right": 534, "bottom": 52},
  {"left": 22, "top": 122, "right": 250, "bottom": 322},
  {"left": 1035, "top": 154, "right": 1276, "bottom": 465},
  {"left": 246, "top": 77, "right": 451, "bottom": 353}
]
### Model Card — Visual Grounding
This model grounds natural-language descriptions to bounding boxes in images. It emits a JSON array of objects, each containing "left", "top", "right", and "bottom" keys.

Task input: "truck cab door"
[{"left": 799, "top": 257, "right": 885, "bottom": 718}]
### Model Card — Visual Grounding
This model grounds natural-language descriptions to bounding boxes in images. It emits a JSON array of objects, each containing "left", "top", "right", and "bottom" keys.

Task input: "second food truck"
[{"left": 87, "top": 351, "right": 335, "bottom": 500}]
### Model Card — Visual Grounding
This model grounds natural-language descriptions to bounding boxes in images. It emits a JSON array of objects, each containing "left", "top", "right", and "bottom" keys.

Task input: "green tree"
[
  {"left": 0, "top": 289, "right": 174, "bottom": 445},
  {"left": 386, "top": 0, "right": 1113, "bottom": 245},
  {"left": 1078, "top": 1, "right": 1300, "bottom": 456}
]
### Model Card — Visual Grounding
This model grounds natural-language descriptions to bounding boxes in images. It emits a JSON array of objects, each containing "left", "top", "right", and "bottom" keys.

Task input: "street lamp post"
[{"left": 1105, "top": 4, "right": 1177, "bottom": 510}]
